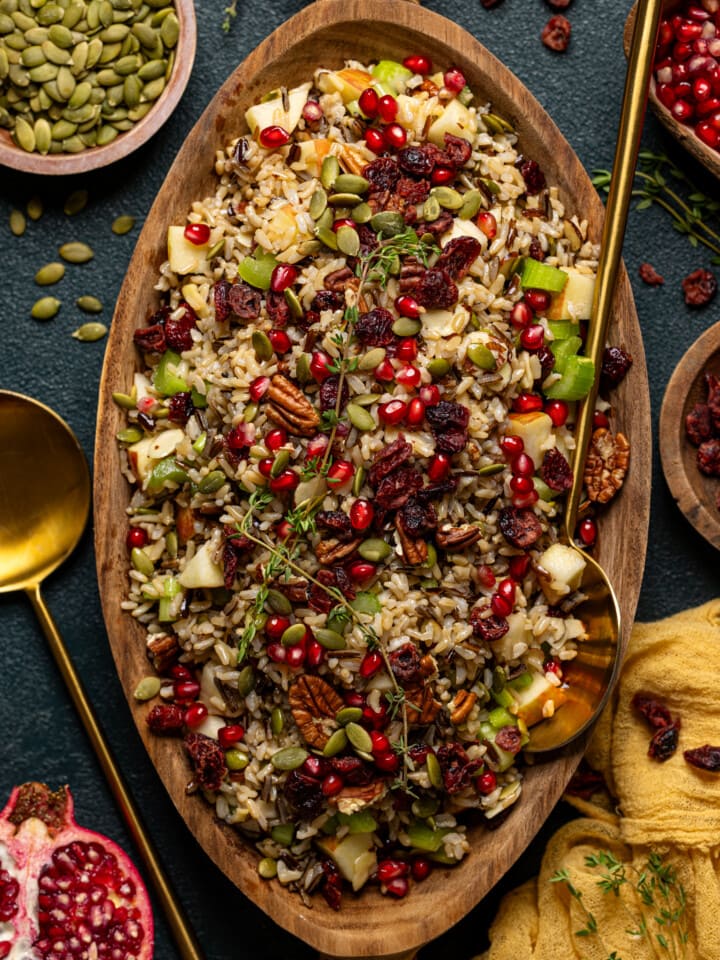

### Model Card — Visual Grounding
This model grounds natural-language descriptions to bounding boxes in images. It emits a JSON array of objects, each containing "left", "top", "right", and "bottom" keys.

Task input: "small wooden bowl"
[
  {"left": 0, "top": 0, "right": 196, "bottom": 176},
  {"left": 624, "top": 1, "right": 720, "bottom": 180},
  {"left": 660, "top": 321, "right": 720, "bottom": 550}
]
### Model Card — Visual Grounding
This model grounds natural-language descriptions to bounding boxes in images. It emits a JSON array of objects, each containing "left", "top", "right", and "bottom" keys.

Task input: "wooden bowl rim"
[
  {"left": 624, "top": 1, "right": 720, "bottom": 181},
  {"left": 659, "top": 320, "right": 720, "bottom": 551},
  {"left": 94, "top": 2, "right": 651, "bottom": 955},
  {"left": 0, "top": 0, "right": 196, "bottom": 176}
]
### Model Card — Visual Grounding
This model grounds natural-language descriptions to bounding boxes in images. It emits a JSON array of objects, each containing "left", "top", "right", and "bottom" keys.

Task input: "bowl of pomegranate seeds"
[
  {"left": 94, "top": 1, "right": 650, "bottom": 955},
  {"left": 625, "top": 0, "right": 720, "bottom": 180},
  {"left": 661, "top": 319, "right": 720, "bottom": 549}
]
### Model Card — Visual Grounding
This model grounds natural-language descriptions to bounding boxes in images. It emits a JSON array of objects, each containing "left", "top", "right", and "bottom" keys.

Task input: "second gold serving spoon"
[
  {"left": 526, "top": 0, "right": 663, "bottom": 752},
  {"left": 0, "top": 390, "right": 203, "bottom": 960}
]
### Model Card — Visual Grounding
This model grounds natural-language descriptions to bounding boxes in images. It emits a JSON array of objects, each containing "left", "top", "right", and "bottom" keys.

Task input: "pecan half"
[
  {"left": 147, "top": 634, "right": 180, "bottom": 673},
  {"left": 315, "top": 536, "right": 362, "bottom": 566},
  {"left": 450, "top": 690, "right": 477, "bottom": 726},
  {"left": 266, "top": 374, "right": 320, "bottom": 437},
  {"left": 396, "top": 514, "right": 428, "bottom": 565},
  {"left": 583, "top": 428, "right": 631, "bottom": 504},
  {"left": 289, "top": 676, "right": 343, "bottom": 749},
  {"left": 405, "top": 683, "right": 442, "bottom": 725},
  {"left": 435, "top": 524, "right": 482, "bottom": 550},
  {"left": 273, "top": 578, "right": 309, "bottom": 604},
  {"left": 335, "top": 780, "right": 386, "bottom": 816}
]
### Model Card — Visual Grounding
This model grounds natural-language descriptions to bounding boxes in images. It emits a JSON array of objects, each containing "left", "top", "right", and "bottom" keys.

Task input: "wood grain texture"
[
  {"left": 94, "top": 3, "right": 651, "bottom": 956},
  {"left": 623, "top": 1, "right": 720, "bottom": 181},
  {"left": 660, "top": 320, "right": 720, "bottom": 551},
  {"left": 0, "top": 0, "right": 196, "bottom": 176}
]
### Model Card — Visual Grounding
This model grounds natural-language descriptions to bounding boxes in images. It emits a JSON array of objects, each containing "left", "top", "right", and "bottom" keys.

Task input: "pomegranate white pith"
[{"left": 0, "top": 784, "right": 153, "bottom": 960}]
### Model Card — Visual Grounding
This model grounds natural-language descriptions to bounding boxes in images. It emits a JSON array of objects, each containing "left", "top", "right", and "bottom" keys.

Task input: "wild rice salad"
[{"left": 117, "top": 53, "right": 631, "bottom": 906}]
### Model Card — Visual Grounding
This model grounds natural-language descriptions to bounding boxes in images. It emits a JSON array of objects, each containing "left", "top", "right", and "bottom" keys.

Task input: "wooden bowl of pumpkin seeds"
[{"left": 0, "top": 0, "right": 196, "bottom": 174}]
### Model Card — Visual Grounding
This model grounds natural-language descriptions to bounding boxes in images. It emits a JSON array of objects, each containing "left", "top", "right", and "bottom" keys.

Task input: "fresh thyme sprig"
[
  {"left": 362, "top": 228, "right": 438, "bottom": 287},
  {"left": 221, "top": 0, "right": 237, "bottom": 32},
  {"left": 592, "top": 150, "right": 720, "bottom": 262},
  {"left": 550, "top": 849, "right": 689, "bottom": 959}
]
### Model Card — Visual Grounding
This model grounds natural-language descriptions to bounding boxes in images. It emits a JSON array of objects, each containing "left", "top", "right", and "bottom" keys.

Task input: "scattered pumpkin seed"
[
  {"left": 328, "top": 192, "right": 363, "bottom": 207},
  {"left": 335, "top": 707, "right": 363, "bottom": 725},
  {"left": 280, "top": 623, "right": 306, "bottom": 647},
  {"left": 63, "top": 188, "right": 87, "bottom": 215},
  {"left": 346, "top": 402, "right": 375, "bottom": 432},
  {"left": 357, "top": 347, "right": 386, "bottom": 371},
  {"left": 133, "top": 676, "right": 161, "bottom": 700},
  {"left": 352, "top": 465, "right": 365, "bottom": 497},
  {"left": 467, "top": 342, "right": 496, "bottom": 370},
  {"left": 427, "top": 357, "right": 451, "bottom": 379},
  {"left": 315, "top": 225, "right": 338, "bottom": 251},
  {"left": 459, "top": 189, "right": 483, "bottom": 220},
  {"left": 258, "top": 858, "right": 277, "bottom": 880},
  {"left": 322, "top": 728, "right": 348, "bottom": 758},
  {"left": 426, "top": 751, "right": 443, "bottom": 789},
  {"left": 370, "top": 210, "right": 405, "bottom": 236},
  {"left": 295, "top": 353, "right": 311, "bottom": 384},
  {"left": 34, "top": 261, "right": 64, "bottom": 285},
  {"left": 31, "top": 295, "right": 60, "bottom": 319},
  {"left": 116, "top": 426, "right": 142, "bottom": 443},
  {"left": 111, "top": 214, "right": 135, "bottom": 235},
  {"left": 314, "top": 628, "right": 346, "bottom": 650},
  {"left": 270, "top": 707, "right": 284, "bottom": 735},
  {"left": 9, "top": 208, "right": 26, "bottom": 235},
  {"left": 392, "top": 316, "right": 421, "bottom": 337},
  {"left": 112, "top": 389, "right": 137, "bottom": 409},
  {"left": 422, "top": 195, "right": 440, "bottom": 222},
  {"left": 333, "top": 173, "right": 369, "bottom": 194},
  {"left": 475, "top": 463, "right": 505, "bottom": 477},
  {"left": 283, "top": 287, "right": 303, "bottom": 320},
  {"left": 266, "top": 588, "right": 292, "bottom": 615},
  {"left": 197, "top": 470, "right": 226, "bottom": 494},
  {"left": 358, "top": 537, "right": 392, "bottom": 562},
  {"left": 271, "top": 746, "right": 307, "bottom": 771},
  {"left": 226, "top": 749, "right": 249, "bottom": 771},
  {"left": 336, "top": 224, "right": 359, "bottom": 257},
  {"left": 351, "top": 201, "right": 372, "bottom": 224},
  {"left": 345, "top": 722, "right": 373, "bottom": 754},
  {"left": 76, "top": 294, "right": 103, "bottom": 313},
  {"left": 58, "top": 240, "right": 93, "bottom": 262},
  {"left": 431, "top": 185, "right": 463, "bottom": 210},
  {"left": 320, "top": 154, "right": 339, "bottom": 190},
  {"left": 242, "top": 402, "right": 257, "bottom": 422},
  {"left": 237, "top": 665, "right": 255, "bottom": 696},
  {"left": 130, "top": 546, "right": 153, "bottom": 576},
  {"left": 308, "top": 187, "right": 327, "bottom": 220},
  {"left": 252, "top": 330, "right": 273, "bottom": 362},
  {"left": 72, "top": 321, "right": 107, "bottom": 341},
  {"left": 270, "top": 449, "right": 291, "bottom": 478}
]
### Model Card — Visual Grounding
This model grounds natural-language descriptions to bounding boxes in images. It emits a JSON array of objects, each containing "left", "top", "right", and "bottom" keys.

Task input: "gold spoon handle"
[
  {"left": 565, "top": 0, "right": 664, "bottom": 538},
  {"left": 26, "top": 582, "right": 204, "bottom": 960}
]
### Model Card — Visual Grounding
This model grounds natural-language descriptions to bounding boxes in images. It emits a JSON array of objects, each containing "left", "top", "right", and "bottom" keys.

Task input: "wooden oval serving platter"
[
  {"left": 660, "top": 320, "right": 720, "bottom": 551},
  {"left": 94, "top": 2, "right": 651, "bottom": 956}
]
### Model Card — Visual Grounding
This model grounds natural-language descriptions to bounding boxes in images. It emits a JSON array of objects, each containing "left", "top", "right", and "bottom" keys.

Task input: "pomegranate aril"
[
  {"left": 420, "top": 384, "right": 441, "bottom": 406},
  {"left": 174, "top": 680, "right": 200, "bottom": 701},
  {"left": 696, "top": 118, "right": 720, "bottom": 144},
  {"left": 443, "top": 67, "right": 466, "bottom": 92},
  {"left": 396, "top": 337, "right": 418, "bottom": 361},
  {"left": 266, "top": 427, "right": 287, "bottom": 451},
  {"left": 377, "top": 94, "right": 398, "bottom": 122},
  {"left": 303, "top": 756, "right": 328, "bottom": 778},
  {"left": 672, "top": 98, "right": 695, "bottom": 121},
  {"left": 689, "top": 4, "right": 712, "bottom": 19},
  {"left": 345, "top": 691, "right": 366, "bottom": 708},
  {"left": 332, "top": 217, "right": 356, "bottom": 232},
  {"left": 359, "top": 86, "right": 380, "bottom": 117},
  {"left": 259, "top": 125, "right": 290, "bottom": 148},
  {"left": 578, "top": 517, "right": 598, "bottom": 546},
  {"left": 395, "top": 293, "right": 421, "bottom": 318},
  {"left": 520, "top": 324, "right": 545, "bottom": 350},
  {"left": 500, "top": 434, "right": 524, "bottom": 457},
  {"left": 491, "top": 593, "right": 513, "bottom": 618},
  {"left": 694, "top": 75, "right": 713, "bottom": 99},
  {"left": 523, "top": 288, "right": 552, "bottom": 312},
  {"left": 184, "top": 703, "right": 208, "bottom": 728},
  {"left": 656, "top": 82, "right": 676, "bottom": 108},
  {"left": 310, "top": 350, "right": 333, "bottom": 382},
  {"left": 512, "top": 392, "right": 543, "bottom": 413},
  {"left": 374, "top": 750, "right": 399, "bottom": 772},
  {"left": 370, "top": 730, "right": 391, "bottom": 753},
  {"left": 360, "top": 650, "right": 383, "bottom": 678},
  {"left": 592, "top": 410, "right": 609, "bottom": 429},
  {"left": 306, "top": 433, "right": 329, "bottom": 459},
  {"left": 377, "top": 859, "right": 409, "bottom": 884},
  {"left": 406, "top": 397, "right": 426, "bottom": 426},
  {"left": 512, "top": 489, "right": 539, "bottom": 508},
  {"left": 350, "top": 498, "right": 375, "bottom": 531},
  {"left": 267, "top": 642, "right": 287, "bottom": 663},
  {"left": 510, "top": 474, "right": 534, "bottom": 494},
  {"left": 546, "top": 399, "right": 569, "bottom": 426},
  {"left": 695, "top": 95, "right": 720, "bottom": 115},
  {"left": 378, "top": 399, "right": 408, "bottom": 425},
  {"left": 511, "top": 452, "right": 535, "bottom": 476},
  {"left": 365, "top": 127, "right": 386, "bottom": 153},
  {"left": 476, "top": 210, "right": 497, "bottom": 239},
  {"left": 302, "top": 99, "right": 323, "bottom": 122},
  {"left": 349, "top": 561, "right": 377, "bottom": 584},
  {"left": 383, "top": 123, "right": 407, "bottom": 149},
  {"left": 412, "top": 858, "right": 432, "bottom": 882},
  {"left": 476, "top": 770, "right": 497, "bottom": 795},
  {"left": 395, "top": 364, "right": 421, "bottom": 388},
  {"left": 428, "top": 452, "right": 451, "bottom": 481},
  {"left": 276, "top": 518, "right": 292, "bottom": 539},
  {"left": 270, "top": 264, "right": 298, "bottom": 292},
  {"left": 431, "top": 165, "right": 454, "bottom": 185},
  {"left": 269, "top": 469, "right": 299, "bottom": 493},
  {"left": 497, "top": 577, "right": 516, "bottom": 603},
  {"left": 126, "top": 527, "right": 147, "bottom": 550},
  {"left": 170, "top": 664, "right": 192, "bottom": 681},
  {"left": 266, "top": 614, "right": 291, "bottom": 640},
  {"left": 268, "top": 329, "right": 292, "bottom": 354},
  {"left": 321, "top": 773, "right": 344, "bottom": 797},
  {"left": 327, "top": 459, "right": 354, "bottom": 485},
  {"left": 403, "top": 53, "right": 432, "bottom": 74},
  {"left": 477, "top": 563, "right": 496, "bottom": 588},
  {"left": 258, "top": 457, "right": 274, "bottom": 477},
  {"left": 384, "top": 877, "right": 409, "bottom": 898},
  {"left": 306, "top": 638, "right": 324, "bottom": 667},
  {"left": 374, "top": 358, "right": 396, "bottom": 382},
  {"left": 677, "top": 19, "right": 704, "bottom": 39},
  {"left": 286, "top": 644, "right": 306, "bottom": 668},
  {"left": 227, "top": 423, "right": 254, "bottom": 450},
  {"left": 508, "top": 554, "right": 530, "bottom": 580},
  {"left": 510, "top": 301, "right": 533, "bottom": 329},
  {"left": 218, "top": 724, "right": 244, "bottom": 748},
  {"left": 673, "top": 40, "right": 694, "bottom": 61},
  {"left": 183, "top": 223, "right": 210, "bottom": 246},
  {"left": 249, "top": 375, "right": 270, "bottom": 402}
]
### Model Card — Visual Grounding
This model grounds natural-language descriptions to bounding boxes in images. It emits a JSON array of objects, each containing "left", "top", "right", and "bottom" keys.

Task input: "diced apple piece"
[
  {"left": 178, "top": 542, "right": 225, "bottom": 589},
  {"left": 506, "top": 412, "right": 553, "bottom": 469},
  {"left": 245, "top": 82, "right": 312, "bottom": 135},
  {"left": 291, "top": 138, "right": 334, "bottom": 178},
  {"left": 545, "top": 269, "right": 595, "bottom": 321},
  {"left": 537, "top": 543, "right": 587, "bottom": 604},
  {"left": 511, "top": 670, "right": 568, "bottom": 728},
  {"left": 127, "top": 429, "right": 184, "bottom": 484},
  {"left": 316, "top": 833, "right": 377, "bottom": 892},
  {"left": 421, "top": 305, "right": 469, "bottom": 338},
  {"left": 489, "top": 612, "right": 532, "bottom": 662},
  {"left": 263, "top": 203, "right": 300, "bottom": 250},
  {"left": 168, "top": 225, "right": 208, "bottom": 275},
  {"left": 427, "top": 97, "right": 477, "bottom": 147},
  {"left": 317, "top": 69, "right": 373, "bottom": 104}
]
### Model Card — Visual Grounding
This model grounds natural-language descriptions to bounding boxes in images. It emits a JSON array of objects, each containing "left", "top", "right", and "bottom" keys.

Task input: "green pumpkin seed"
[
  {"left": 345, "top": 722, "right": 372, "bottom": 754},
  {"left": 226, "top": 749, "right": 249, "bottom": 771},
  {"left": 252, "top": 330, "right": 273, "bottom": 362},
  {"left": 42, "top": 39, "right": 70, "bottom": 63},
  {"left": 133, "top": 676, "right": 161, "bottom": 700},
  {"left": 358, "top": 538, "right": 392, "bottom": 562},
  {"left": 314, "top": 628, "right": 346, "bottom": 651},
  {"left": 475, "top": 463, "right": 505, "bottom": 477},
  {"left": 351, "top": 201, "right": 372, "bottom": 224},
  {"left": 266, "top": 587, "right": 292, "bottom": 615},
  {"left": 20, "top": 44, "right": 45, "bottom": 67},
  {"left": 72, "top": 321, "right": 106, "bottom": 341},
  {"left": 69, "top": 38, "right": 87, "bottom": 73},
  {"left": 270, "top": 449, "right": 290, "bottom": 478},
  {"left": 0, "top": 11, "right": 13, "bottom": 30},
  {"left": 322, "top": 728, "right": 347, "bottom": 757},
  {"left": 85, "top": 35, "right": 102, "bottom": 67},
  {"left": 328, "top": 192, "right": 362, "bottom": 207},
  {"left": 432, "top": 186, "right": 464, "bottom": 210},
  {"left": 333, "top": 173, "right": 369, "bottom": 195},
  {"left": 98, "top": 0, "right": 112, "bottom": 26},
  {"left": 128, "top": 101, "right": 152, "bottom": 122},
  {"left": 242, "top": 401, "right": 257, "bottom": 423},
  {"left": 47, "top": 22, "right": 72, "bottom": 46},
  {"left": 34, "top": 261, "right": 65, "bottom": 284},
  {"left": 196, "top": 470, "right": 226, "bottom": 494},
  {"left": 357, "top": 347, "right": 385, "bottom": 371},
  {"left": 0, "top": 48, "right": 9, "bottom": 79},
  {"left": 269, "top": 706, "right": 284, "bottom": 735},
  {"left": 26, "top": 194, "right": 42, "bottom": 220},
  {"left": 63, "top": 188, "right": 88, "bottom": 215},
  {"left": 137, "top": 55, "right": 164, "bottom": 80},
  {"left": 426, "top": 751, "right": 443, "bottom": 789},
  {"left": 336, "top": 224, "right": 359, "bottom": 257},
  {"left": 459, "top": 189, "right": 483, "bottom": 220},
  {"left": 110, "top": 214, "right": 135, "bottom": 235},
  {"left": 258, "top": 857, "right": 277, "bottom": 879},
  {"left": 28, "top": 61, "right": 56, "bottom": 81},
  {"left": 62, "top": 102, "right": 94, "bottom": 122},
  {"left": 86, "top": 0, "right": 99, "bottom": 29},
  {"left": 315, "top": 225, "right": 338, "bottom": 251},
  {"left": 467, "top": 342, "right": 496, "bottom": 370},
  {"left": 75, "top": 295, "right": 103, "bottom": 313},
  {"left": 37, "top": 3, "right": 63, "bottom": 25},
  {"left": 67, "top": 80, "right": 91, "bottom": 108},
  {"left": 55, "top": 64, "right": 74, "bottom": 98},
  {"left": 13, "top": 114, "right": 34, "bottom": 149},
  {"left": 271, "top": 746, "right": 308, "bottom": 771},
  {"left": 9, "top": 208, "right": 26, "bottom": 235},
  {"left": 295, "top": 353, "right": 311, "bottom": 384},
  {"left": 352, "top": 393, "right": 377, "bottom": 407},
  {"left": 320, "top": 154, "right": 339, "bottom": 190},
  {"left": 483, "top": 111, "right": 513, "bottom": 134},
  {"left": 59, "top": 240, "right": 93, "bottom": 262},
  {"left": 97, "top": 40, "right": 121, "bottom": 63},
  {"left": 141, "top": 75, "right": 164, "bottom": 100},
  {"left": 280, "top": 623, "right": 306, "bottom": 647},
  {"left": 61, "top": 133, "right": 83, "bottom": 150},
  {"left": 114, "top": 53, "right": 139, "bottom": 75},
  {"left": 99, "top": 22, "right": 129, "bottom": 42},
  {"left": 370, "top": 210, "right": 406, "bottom": 237},
  {"left": 112, "top": 389, "right": 137, "bottom": 409},
  {"left": 116, "top": 426, "right": 143, "bottom": 444},
  {"left": 11, "top": 10, "right": 35, "bottom": 30},
  {"left": 352, "top": 465, "right": 365, "bottom": 497},
  {"left": 7, "top": 62, "right": 30, "bottom": 86},
  {"left": 283, "top": 287, "right": 302, "bottom": 320},
  {"left": 237, "top": 665, "right": 255, "bottom": 696},
  {"left": 159, "top": 10, "right": 176, "bottom": 46},
  {"left": 5, "top": 31, "right": 27, "bottom": 50},
  {"left": 346, "top": 402, "right": 375, "bottom": 432},
  {"left": 392, "top": 316, "right": 421, "bottom": 337},
  {"left": 131, "top": 19, "right": 155, "bottom": 46},
  {"left": 427, "top": 357, "right": 450, "bottom": 379},
  {"left": 335, "top": 707, "right": 363, "bottom": 725},
  {"left": 24, "top": 26, "right": 48, "bottom": 42},
  {"left": 308, "top": 187, "right": 327, "bottom": 221},
  {"left": 62, "top": 1, "right": 83, "bottom": 29}
]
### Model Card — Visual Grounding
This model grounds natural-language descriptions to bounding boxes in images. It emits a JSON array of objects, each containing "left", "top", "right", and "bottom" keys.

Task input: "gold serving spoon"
[
  {"left": 0, "top": 390, "right": 203, "bottom": 960},
  {"left": 526, "top": 0, "right": 663, "bottom": 752}
]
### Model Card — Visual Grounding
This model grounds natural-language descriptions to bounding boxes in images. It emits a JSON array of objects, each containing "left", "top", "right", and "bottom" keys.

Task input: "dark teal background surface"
[{"left": 1, "top": 1, "right": 718, "bottom": 956}]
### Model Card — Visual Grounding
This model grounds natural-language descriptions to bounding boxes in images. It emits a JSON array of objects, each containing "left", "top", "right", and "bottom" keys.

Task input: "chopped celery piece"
[
  {"left": 407, "top": 820, "right": 449, "bottom": 853},
  {"left": 158, "top": 576, "right": 182, "bottom": 622},
  {"left": 346, "top": 810, "right": 377, "bottom": 834},
  {"left": 270, "top": 824, "right": 295, "bottom": 847},
  {"left": 545, "top": 356, "right": 595, "bottom": 401},
  {"left": 520, "top": 258, "right": 569, "bottom": 294},
  {"left": 350, "top": 592, "right": 382, "bottom": 615},
  {"left": 488, "top": 707, "right": 515, "bottom": 729},
  {"left": 507, "top": 671, "right": 534, "bottom": 691},
  {"left": 154, "top": 350, "right": 188, "bottom": 396},
  {"left": 237, "top": 248, "right": 278, "bottom": 290},
  {"left": 190, "top": 385, "right": 208, "bottom": 408},
  {"left": 371, "top": 59, "right": 412, "bottom": 94},
  {"left": 548, "top": 320, "right": 581, "bottom": 340},
  {"left": 491, "top": 687, "right": 514, "bottom": 709},
  {"left": 147, "top": 457, "right": 188, "bottom": 494},
  {"left": 550, "top": 335, "right": 582, "bottom": 374}
]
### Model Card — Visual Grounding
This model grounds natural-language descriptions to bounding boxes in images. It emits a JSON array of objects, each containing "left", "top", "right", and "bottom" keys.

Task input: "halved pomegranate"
[{"left": 0, "top": 782, "right": 153, "bottom": 959}]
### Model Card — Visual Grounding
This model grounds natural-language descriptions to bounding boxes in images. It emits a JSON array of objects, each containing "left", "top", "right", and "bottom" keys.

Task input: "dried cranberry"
[
  {"left": 498, "top": 506, "right": 543, "bottom": 548},
  {"left": 470, "top": 607, "right": 509, "bottom": 642},
  {"left": 481, "top": 0, "right": 504, "bottom": 6},
  {"left": 397, "top": 145, "right": 436, "bottom": 176},
  {"left": 398, "top": 498, "right": 437, "bottom": 536},
  {"left": 541, "top": 14, "right": 571, "bottom": 51},
  {"left": 228, "top": 282, "right": 262, "bottom": 320},
  {"left": 312, "top": 289, "right": 345, "bottom": 312},
  {"left": 388, "top": 643, "right": 423, "bottom": 683},
  {"left": 285, "top": 770, "right": 324, "bottom": 818},
  {"left": 426, "top": 401, "right": 470, "bottom": 454},
  {"left": 375, "top": 466, "right": 423, "bottom": 510},
  {"left": 416, "top": 477, "right": 458, "bottom": 501},
  {"left": 321, "top": 859, "right": 343, "bottom": 910},
  {"left": 495, "top": 725, "right": 523, "bottom": 755},
  {"left": 133, "top": 323, "right": 166, "bottom": 353},
  {"left": 355, "top": 308, "right": 396, "bottom": 346},
  {"left": 435, "top": 236, "right": 482, "bottom": 281},
  {"left": 565, "top": 765, "right": 606, "bottom": 799},
  {"left": 214, "top": 280, "right": 232, "bottom": 323},
  {"left": 682, "top": 268, "right": 717, "bottom": 307},
  {"left": 443, "top": 133, "right": 472, "bottom": 167},
  {"left": 638, "top": 262, "right": 664, "bottom": 286},
  {"left": 319, "top": 375, "right": 349, "bottom": 413},
  {"left": 436, "top": 743, "right": 483, "bottom": 794},
  {"left": 222, "top": 529, "right": 250, "bottom": 590},
  {"left": 164, "top": 305, "right": 196, "bottom": 353},
  {"left": 316, "top": 510, "right": 354, "bottom": 541},
  {"left": 184, "top": 733, "right": 227, "bottom": 791},
  {"left": 517, "top": 157, "right": 547, "bottom": 194},
  {"left": 536, "top": 345, "right": 555, "bottom": 380},
  {"left": 368, "top": 437, "right": 413, "bottom": 487},
  {"left": 698, "top": 438, "right": 720, "bottom": 476},
  {"left": 266, "top": 290, "right": 291, "bottom": 327},
  {"left": 407, "top": 743, "right": 432, "bottom": 764},
  {"left": 146, "top": 704, "right": 184, "bottom": 734},
  {"left": 647, "top": 720, "right": 681, "bottom": 762},
  {"left": 363, "top": 157, "right": 401, "bottom": 193},
  {"left": 631, "top": 693, "right": 673, "bottom": 729},
  {"left": 601, "top": 346, "right": 633, "bottom": 387},
  {"left": 541, "top": 448, "right": 573, "bottom": 492},
  {"left": 545, "top": 0, "right": 572, "bottom": 8},
  {"left": 414, "top": 267, "right": 459, "bottom": 309},
  {"left": 396, "top": 176, "right": 431, "bottom": 204},
  {"left": 167, "top": 391, "right": 194, "bottom": 425},
  {"left": 684, "top": 744, "right": 720, "bottom": 771}
]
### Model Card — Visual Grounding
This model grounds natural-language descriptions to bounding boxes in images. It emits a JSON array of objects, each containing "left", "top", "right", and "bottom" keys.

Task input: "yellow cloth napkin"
[{"left": 480, "top": 600, "right": 720, "bottom": 960}]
